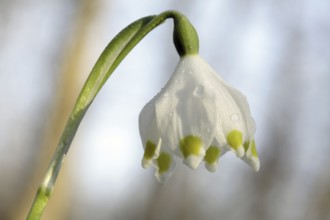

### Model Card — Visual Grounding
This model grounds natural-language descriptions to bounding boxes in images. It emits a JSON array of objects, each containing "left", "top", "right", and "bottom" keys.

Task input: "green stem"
[{"left": 27, "top": 10, "right": 198, "bottom": 220}]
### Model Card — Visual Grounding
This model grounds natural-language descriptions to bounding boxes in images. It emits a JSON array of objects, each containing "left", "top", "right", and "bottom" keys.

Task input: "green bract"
[{"left": 139, "top": 55, "right": 260, "bottom": 183}]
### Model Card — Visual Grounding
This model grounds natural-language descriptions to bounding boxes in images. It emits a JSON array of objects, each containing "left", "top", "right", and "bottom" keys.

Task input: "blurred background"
[{"left": 1, "top": 0, "right": 329, "bottom": 219}]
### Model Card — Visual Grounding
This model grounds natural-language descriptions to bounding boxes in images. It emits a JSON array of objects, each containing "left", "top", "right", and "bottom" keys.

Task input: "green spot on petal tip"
[
  {"left": 180, "top": 135, "right": 203, "bottom": 158},
  {"left": 143, "top": 140, "right": 157, "bottom": 160},
  {"left": 250, "top": 139, "right": 258, "bottom": 157},
  {"left": 204, "top": 146, "right": 221, "bottom": 164},
  {"left": 243, "top": 141, "right": 249, "bottom": 152},
  {"left": 226, "top": 130, "right": 244, "bottom": 156},
  {"left": 157, "top": 152, "right": 172, "bottom": 174}
]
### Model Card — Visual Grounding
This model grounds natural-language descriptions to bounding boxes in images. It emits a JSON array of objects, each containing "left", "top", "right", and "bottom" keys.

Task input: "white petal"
[
  {"left": 155, "top": 56, "right": 218, "bottom": 161},
  {"left": 223, "top": 83, "right": 256, "bottom": 138},
  {"left": 139, "top": 102, "right": 162, "bottom": 168},
  {"left": 139, "top": 101, "right": 158, "bottom": 147}
]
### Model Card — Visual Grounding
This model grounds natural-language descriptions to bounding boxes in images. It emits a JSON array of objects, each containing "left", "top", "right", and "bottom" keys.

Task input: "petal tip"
[
  {"left": 142, "top": 158, "right": 152, "bottom": 169},
  {"left": 251, "top": 157, "right": 260, "bottom": 172},
  {"left": 183, "top": 155, "right": 203, "bottom": 169},
  {"left": 205, "top": 163, "right": 217, "bottom": 172},
  {"left": 155, "top": 172, "right": 171, "bottom": 184},
  {"left": 237, "top": 146, "right": 245, "bottom": 158},
  {"left": 231, "top": 145, "right": 244, "bottom": 158}
]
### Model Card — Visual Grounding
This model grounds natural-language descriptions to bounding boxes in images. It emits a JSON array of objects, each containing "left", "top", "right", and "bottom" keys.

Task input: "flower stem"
[{"left": 26, "top": 10, "right": 199, "bottom": 220}]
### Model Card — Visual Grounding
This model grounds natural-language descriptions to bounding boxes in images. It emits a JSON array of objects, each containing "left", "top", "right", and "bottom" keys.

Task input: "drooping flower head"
[{"left": 139, "top": 55, "right": 259, "bottom": 183}]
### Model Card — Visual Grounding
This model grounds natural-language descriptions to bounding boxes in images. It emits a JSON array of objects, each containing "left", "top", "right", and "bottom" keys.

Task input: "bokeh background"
[{"left": 1, "top": 0, "right": 330, "bottom": 219}]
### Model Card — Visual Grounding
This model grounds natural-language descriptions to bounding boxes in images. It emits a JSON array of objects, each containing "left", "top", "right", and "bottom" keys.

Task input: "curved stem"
[
  {"left": 112, "top": 10, "right": 199, "bottom": 72},
  {"left": 27, "top": 10, "right": 199, "bottom": 220}
]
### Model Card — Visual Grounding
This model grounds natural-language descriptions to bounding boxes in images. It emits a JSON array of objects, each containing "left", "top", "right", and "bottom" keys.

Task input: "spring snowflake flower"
[{"left": 139, "top": 55, "right": 259, "bottom": 183}]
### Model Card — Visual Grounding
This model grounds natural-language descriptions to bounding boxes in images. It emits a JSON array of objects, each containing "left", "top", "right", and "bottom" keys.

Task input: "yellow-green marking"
[
  {"left": 143, "top": 140, "right": 157, "bottom": 160},
  {"left": 180, "top": 135, "right": 203, "bottom": 158},
  {"left": 157, "top": 152, "right": 172, "bottom": 174},
  {"left": 226, "top": 129, "right": 243, "bottom": 151},
  {"left": 204, "top": 146, "right": 221, "bottom": 165}
]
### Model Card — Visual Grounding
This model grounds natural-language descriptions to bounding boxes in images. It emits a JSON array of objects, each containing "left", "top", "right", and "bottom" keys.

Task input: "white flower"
[{"left": 139, "top": 55, "right": 259, "bottom": 183}]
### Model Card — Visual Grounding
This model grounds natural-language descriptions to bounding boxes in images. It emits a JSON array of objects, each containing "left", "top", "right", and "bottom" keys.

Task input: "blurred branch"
[{"left": 14, "top": 1, "right": 102, "bottom": 219}]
